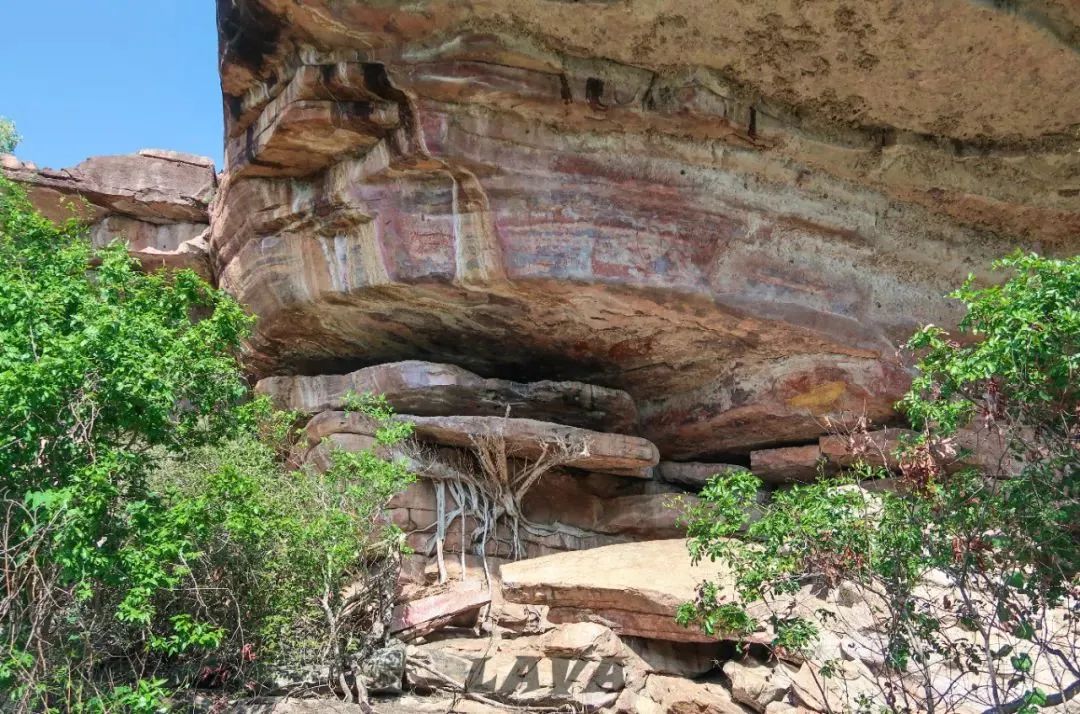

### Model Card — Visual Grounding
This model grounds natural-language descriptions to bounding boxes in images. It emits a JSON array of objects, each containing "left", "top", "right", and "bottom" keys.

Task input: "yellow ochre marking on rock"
[{"left": 786, "top": 381, "right": 846, "bottom": 410}]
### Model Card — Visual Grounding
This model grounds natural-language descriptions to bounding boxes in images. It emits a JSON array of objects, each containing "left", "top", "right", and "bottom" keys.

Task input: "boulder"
[
  {"left": 403, "top": 415, "right": 659, "bottom": 478},
  {"left": 790, "top": 659, "right": 879, "bottom": 713},
  {"left": 723, "top": 659, "right": 794, "bottom": 713},
  {"left": 359, "top": 642, "right": 406, "bottom": 694},
  {"left": 591, "top": 494, "right": 692, "bottom": 538},
  {"left": 500, "top": 539, "right": 759, "bottom": 644},
  {"left": 257, "top": 361, "right": 637, "bottom": 433},
  {"left": 764, "top": 704, "right": 818, "bottom": 714},
  {"left": 390, "top": 582, "right": 490, "bottom": 637},
  {"left": 304, "top": 411, "right": 380, "bottom": 446},
  {"left": 303, "top": 433, "right": 378, "bottom": 473},
  {"left": 540, "top": 622, "right": 624, "bottom": 661}
]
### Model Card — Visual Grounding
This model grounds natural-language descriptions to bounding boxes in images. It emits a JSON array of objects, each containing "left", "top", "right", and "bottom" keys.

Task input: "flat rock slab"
[
  {"left": 257, "top": 360, "right": 637, "bottom": 433},
  {"left": 404, "top": 415, "right": 659, "bottom": 478},
  {"left": 501, "top": 539, "right": 756, "bottom": 644}
]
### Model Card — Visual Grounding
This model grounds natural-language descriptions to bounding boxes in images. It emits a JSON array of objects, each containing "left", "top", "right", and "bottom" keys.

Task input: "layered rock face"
[
  {"left": 1, "top": 150, "right": 216, "bottom": 278},
  {"left": 213, "top": 0, "right": 1079, "bottom": 458}
]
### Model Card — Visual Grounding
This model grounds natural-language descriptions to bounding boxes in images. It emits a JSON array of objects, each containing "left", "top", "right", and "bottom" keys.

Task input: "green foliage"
[
  {"left": 902, "top": 252, "right": 1080, "bottom": 438},
  {"left": 152, "top": 393, "right": 414, "bottom": 667},
  {"left": 681, "top": 252, "right": 1080, "bottom": 712},
  {"left": 0, "top": 177, "right": 253, "bottom": 709},
  {"left": 0, "top": 179, "right": 413, "bottom": 710},
  {"left": 77, "top": 679, "right": 171, "bottom": 714},
  {"left": 677, "top": 468, "right": 880, "bottom": 657},
  {"left": 0, "top": 117, "right": 18, "bottom": 153},
  {"left": 901, "top": 252, "right": 1080, "bottom": 599}
]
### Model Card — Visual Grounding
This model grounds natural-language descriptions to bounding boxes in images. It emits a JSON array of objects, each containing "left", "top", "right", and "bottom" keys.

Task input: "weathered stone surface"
[
  {"left": 790, "top": 659, "right": 878, "bottom": 714},
  {"left": 723, "top": 659, "right": 794, "bottom": 713},
  {"left": 259, "top": 361, "right": 637, "bottom": 433},
  {"left": 819, "top": 424, "right": 1017, "bottom": 477},
  {"left": 818, "top": 429, "right": 908, "bottom": 471},
  {"left": 390, "top": 582, "right": 490, "bottom": 636},
  {"left": 500, "top": 539, "right": 750, "bottom": 644},
  {"left": 379, "top": 471, "right": 689, "bottom": 559},
  {"left": 750, "top": 445, "right": 826, "bottom": 484},
  {"left": 539, "top": 622, "right": 624, "bottom": 661},
  {"left": 231, "top": 699, "right": 368, "bottom": 714},
  {"left": 2, "top": 151, "right": 214, "bottom": 278},
  {"left": 406, "top": 634, "right": 624, "bottom": 708},
  {"left": 658, "top": 462, "right": 746, "bottom": 489},
  {"left": 643, "top": 674, "right": 748, "bottom": 714},
  {"left": 404, "top": 415, "right": 659, "bottom": 478},
  {"left": 763, "top": 704, "right": 817, "bottom": 714},
  {"left": 3, "top": 152, "right": 214, "bottom": 223},
  {"left": 303, "top": 432, "right": 377, "bottom": 473},
  {"left": 212, "top": 0, "right": 1078, "bottom": 459},
  {"left": 359, "top": 642, "right": 406, "bottom": 694}
]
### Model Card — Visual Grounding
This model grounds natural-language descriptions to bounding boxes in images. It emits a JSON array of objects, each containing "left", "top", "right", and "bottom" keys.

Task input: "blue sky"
[{"left": 1, "top": 1, "right": 223, "bottom": 170}]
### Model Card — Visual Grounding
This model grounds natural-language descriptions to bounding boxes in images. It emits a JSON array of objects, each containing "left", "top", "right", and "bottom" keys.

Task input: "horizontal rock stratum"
[{"left": 211, "top": 0, "right": 1079, "bottom": 458}]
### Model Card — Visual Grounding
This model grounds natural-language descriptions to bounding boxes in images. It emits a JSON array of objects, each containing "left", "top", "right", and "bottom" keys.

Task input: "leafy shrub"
[
  {"left": 0, "top": 179, "right": 413, "bottom": 711},
  {"left": 680, "top": 253, "right": 1080, "bottom": 713},
  {"left": 0, "top": 117, "right": 18, "bottom": 153}
]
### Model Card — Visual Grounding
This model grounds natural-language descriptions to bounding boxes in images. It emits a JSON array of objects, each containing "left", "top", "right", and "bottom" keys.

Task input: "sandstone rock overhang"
[{"left": 211, "top": 1, "right": 1078, "bottom": 457}]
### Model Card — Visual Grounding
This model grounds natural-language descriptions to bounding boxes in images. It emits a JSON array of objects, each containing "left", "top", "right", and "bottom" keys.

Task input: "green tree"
[
  {"left": 0, "top": 179, "right": 413, "bottom": 712},
  {"left": 680, "top": 253, "right": 1080, "bottom": 714},
  {"left": 0, "top": 117, "right": 19, "bottom": 153}
]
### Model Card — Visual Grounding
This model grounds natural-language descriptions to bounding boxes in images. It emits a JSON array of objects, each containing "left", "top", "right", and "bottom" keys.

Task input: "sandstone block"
[
  {"left": 750, "top": 445, "right": 826, "bottom": 484},
  {"left": 723, "top": 659, "right": 794, "bottom": 713},
  {"left": 644, "top": 674, "right": 748, "bottom": 714},
  {"left": 390, "top": 582, "right": 490, "bottom": 637}
]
